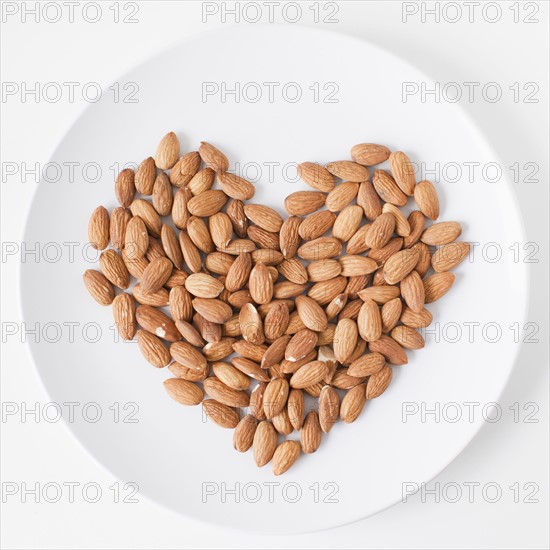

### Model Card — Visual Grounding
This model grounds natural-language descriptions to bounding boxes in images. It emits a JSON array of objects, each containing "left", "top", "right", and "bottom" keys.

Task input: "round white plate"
[{"left": 20, "top": 25, "right": 527, "bottom": 533}]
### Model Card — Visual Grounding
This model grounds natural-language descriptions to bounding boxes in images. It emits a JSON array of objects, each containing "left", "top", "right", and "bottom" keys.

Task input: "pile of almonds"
[{"left": 84, "top": 132, "right": 469, "bottom": 475}]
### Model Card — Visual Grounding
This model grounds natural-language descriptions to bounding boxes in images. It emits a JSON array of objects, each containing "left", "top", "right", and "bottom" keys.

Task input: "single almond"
[
  {"left": 381, "top": 297, "right": 403, "bottom": 333},
  {"left": 297, "top": 162, "right": 335, "bottom": 192},
  {"left": 83, "top": 269, "right": 114, "bottom": 305},
  {"left": 140, "top": 257, "right": 172, "bottom": 293},
  {"left": 135, "top": 157, "right": 156, "bottom": 195},
  {"left": 203, "top": 377, "right": 250, "bottom": 408},
  {"left": 218, "top": 172, "right": 255, "bottom": 200},
  {"left": 348, "top": 352, "right": 385, "bottom": 377},
  {"left": 284, "top": 191, "right": 326, "bottom": 216},
  {"left": 301, "top": 411, "right": 322, "bottom": 453},
  {"left": 400, "top": 270, "right": 425, "bottom": 313},
  {"left": 325, "top": 160, "right": 369, "bottom": 182},
  {"left": 199, "top": 141, "right": 229, "bottom": 173},
  {"left": 357, "top": 298, "right": 382, "bottom": 342},
  {"left": 404, "top": 210, "right": 426, "bottom": 248},
  {"left": 358, "top": 285, "right": 400, "bottom": 304},
  {"left": 109, "top": 207, "right": 131, "bottom": 250},
  {"left": 364, "top": 212, "right": 395, "bottom": 249},
  {"left": 188, "top": 168, "right": 215, "bottom": 195},
  {"left": 298, "top": 237, "right": 342, "bottom": 261},
  {"left": 137, "top": 329, "right": 170, "bottom": 368},
  {"left": 290, "top": 360, "right": 328, "bottom": 389},
  {"left": 318, "top": 385, "right": 340, "bottom": 433},
  {"left": 125, "top": 216, "right": 149, "bottom": 259},
  {"left": 333, "top": 205, "right": 363, "bottom": 241},
  {"left": 424, "top": 272, "right": 455, "bottom": 303},
  {"left": 175, "top": 319, "right": 204, "bottom": 346},
  {"left": 340, "top": 383, "right": 367, "bottom": 423},
  {"left": 279, "top": 216, "right": 302, "bottom": 258},
  {"left": 249, "top": 262, "right": 273, "bottom": 304},
  {"left": 115, "top": 168, "right": 136, "bottom": 208},
  {"left": 130, "top": 199, "right": 162, "bottom": 237},
  {"left": 391, "top": 325, "right": 425, "bottom": 350},
  {"left": 383, "top": 248, "right": 420, "bottom": 284},
  {"left": 263, "top": 378, "right": 290, "bottom": 419},
  {"left": 382, "top": 203, "right": 411, "bottom": 237},
  {"left": 169, "top": 151, "right": 201, "bottom": 187},
  {"left": 202, "top": 399, "right": 240, "bottom": 429},
  {"left": 253, "top": 420, "right": 278, "bottom": 466},
  {"left": 136, "top": 305, "right": 179, "bottom": 342},
  {"left": 308, "top": 276, "right": 348, "bottom": 305},
  {"left": 277, "top": 258, "right": 308, "bottom": 285},
  {"left": 233, "top": 415, "right": 257, "bottom": 452},
  {"left": 203, "top": 338, "right": 236, "bottom": 361},
  {"left": 369, "top": 335, "right": 408, "bottom": 365},
  {"left": 421, "top": 221, "right": 462, "bottom": 245},
  {"left": 351, "top": 143, "right": 391, "bottom": 166},
  {"left": 164, "top": 378, "right": 204, "bottom": 406},
  {"left": 226, "top": 199, "right": 248, "bottom": 238},
  {"left": 170, "top": 341, "right": 207, "bottom": 371},
  {"left": 389, "top": 151, "right": 415, "bottom": 195},
  {"left": 169, "top": 285, "right": 192, "bottom": 321},
  {"left": 187, "top": 190, "right": 228, "bottom": 217},
  {"left": 155, "top": 131, "right": 179, "bottom": 169},
  {"left": 239, "top": 303, "right": 265, "bottom": 345},
  {"left": 295, "top": 295, "right": 328, "bottom": 331},
  {"left": 185, "top": 273, "right": 224, "bottom": 298},
  {"left": 339, "top": 255, "right": 378, "bottom": 277},
  {"left": 88, "top": 206, "right": 110, "bottom": 250},
  {"left": 272, "top": 440, "right": 301, "bottom": 475},
  {"left": 372, "top": 170, "right": 407, "bottom": 206},
  {"left": 401, "top": 306, "right": 433, "bottom": 328},
  {"left": 357, "top": 180, "right": 382, "bottom": 221},
  {"left": 414, "top": 180, "right": 439, "bottom": 219},
  {"left": 366, "top": 364, "right": 393, "bottom": 399},
  {"left": 325, "top": 181, "right": 360, "bottom": 212},
  {"left": 369, "top": 237, "right": 404, "bottom": 265},
  {"left": 243, "top": 204, "right": 283, "bottom": 232},
  {"left": 285, "top": 329, "right": 319, "bottom": 362},
  {"left": 169, "top": 361, "right": 207, "bottom": 382},
  {"left": 231, "top": 357, "right": 269, "bottom": 382},
  {"left": 263, "top": 305, "right": 290, "bottom": 342},
  {"left": 431, "top": 242, "right": 470, "bottom": 272},
  {"left": 333, "top": 318, "right": 358, "bottom": 363},
  {"left": 192, "top": 298, "right": 232, "bottom": 324},
  {"left": 99, "top": 249, "right": 130, "bottom": 289},
  {"left": 248, "top": 225, "right": 280, "bottom": 250},
  {"left": 152, "top": 173, "right": 173, "bottom": 216}
]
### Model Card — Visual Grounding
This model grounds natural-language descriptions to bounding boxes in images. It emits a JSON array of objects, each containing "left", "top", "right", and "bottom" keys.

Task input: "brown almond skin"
[
  {"left": 203, "top": 377, "right": 250, "bottom": 408},
  {"left": 272, "top": 440, "right": 301, "bottom": 475},
  {"left": 263, "top": 378, "right": 290, "bottom": 419},
  {"left": 99, "top": 249, "right": 130, "bottom": 289},
  {"left": 88, "top": 206, "right": 110, "bottom": 250},
  {"left": 135, "top": 157, "right": 156, "bottom": 194},
  {"left": 297, "top": 162, "right": 335, "bottom": 192},
  {"left": 319, "top": 386, "right": 340, "bottom": 433},
  {"left": 253, "top": 421, "right": 278, "bottom": 467},
  {"left": 137, "top": 329, "right": 171, "bottom": 368},
  {"left": 366, "top": 365, "right": 393, "bottom": 399},
  {"left": 284, "top": 191, "right": 326, "bottom": 216},
  {"left": 112, "top": 294, "right": 137, "bottom": 340},
  {"left": 163, "top": 378, "right": 204, "bottom": 406},
  {"left": 369, "top": 335, "right": 408, "bottom": 365},
  {"left": 340, "top": 383, "right": 367, "bottom": 423},
  {"left": 287, "top": 388, "right": 305, "bottom": 430},
  {"left": 83, "top": 269, "right": 114, "bottom": 305},
  {"left": 301, "top": 411, "right": 322, "bottom": 454},
  {"left": 136, "top": 305, "right": 180, "bottom": 342},
  {"left": 202, "top": 399, "right": 240, "bottom": 429},
  {"left": 233, "top": 415, "right": 257, "bottom": 452},
  {"left": 279, "top": 216, "right": 302, "bottom": 258}
]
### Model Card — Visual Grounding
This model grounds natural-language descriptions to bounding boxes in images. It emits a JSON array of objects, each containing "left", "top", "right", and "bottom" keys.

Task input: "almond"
[
  {"left": 249, "top": 262, "right": 273, "bottom": 304},
  {"left": 369, "top": 335, "right": 408, "bottom": 365},
  {"left": 308, "top": 276, "right": 347, "bottom": 305},
  {"left": 414, "top": 180, "right": 439, "bottom": 219},
  {"left": 421, "top": 221, "right": 462, "bottom": 246},
  {"left": 318, "top": 385, "right": 340, "bottom": 433},
  {"left": 391, "top": 325, "right": 425, "bottom": 350},
  {"left": 130, "top": 199, "right": 162, "bottom": 237},
  {"left": 205, "top": 251, "right": 235, "bottom": 275},
  {"left": 431, "top": 242, "right": 470, "bottom": 272},
  {"left": 231, "top": 357, "right": 269, "bottom": 382},
  {"left": 159, "top": 225, "right": 183, "bottom": 268},
  {"left": 249, "top": 382, "right": 268, "bottom": 420},
  {"left": 295, "top": 295, "right": 328, "bottom": 331},
  {"left": 297, "top": 162, "right": 335, "bottom": 192},
  {"left": 192, "top": 298, "right": 232, "bottom": 324},
  {"left": 263, "top": 378, "right": 289, "bottom": 419},
  {"left": 203, "top": 377, "right": 250, "bottom": 408},
  {"left": 339, "top": 255, "right": 377, "bottom": 277},
  {"left": 187, "top": 190, "right": 228, "bottom": 217},
  {"left": 331, "top": 368, "right": 366, "bottom": 389},
  {"left": 351, "top": 143, "right": 391, "bottom": 166},
  {"left": 169, "top": 285, "right": 192, "bottom": 321},
  {"left": 290, "top": 360, "right": 328, "bottom": 389},
  {"left": 301, "top": 411, "right": 322, "bottom": 453},
  {"left": 233, "top": 415, "right": 257, "bottom": 452},
  {"left": 83, "top": 269, "right": 114, "bottom": 305},
  {"left": 264, "top": 305, "right": 290, "bottom": 342},
  {"left": 348, "top": 352, "right": 385, "bottom": 377},
  {"left": 383, "top": 248, "right": 420, "bottom": 284},
  {"left": 279, "top": 216, "right": 302, "bottom": 258},
  {"left": 298, "top": 210, "right": 336, "bottom": 241},
  {"left": 253, "top": 420, "right": 278, "bottom": 466},
  {"left": 333, "top": 205, "right": 363, "bottom": 241},
  {"left": 284, "top": 191, "right": 326, "bottom": 216},
  {"left": 401, "top": 306, "right": 433, "bottom": 328},
  {"left": 325, "top": 160, "right": 369, "bottom": 182},
  {"left": 169, "top": 361, "right": 207, "bottom": 382},
  {"left": 88, "top": 206, "right": 110, "bottom": 250},
  {"left": 340, "top": 383, "right": 367, "bottom": 423},
  {"left": 366, "top": 364, "right": 392, "bottom": 399},
  {"left": 272, "top": 440, "right": 301, "bottom": 475},
  {"left": 188, "top": 168, "right": 215, "bottom": 195},
  {"left": 164, "top": 378, "right": 204, "bottom": 406},
  {"left": 185, "top": 273, "right": 224, "bottom": 298},
  {"left": 202, "top": 399, "right": 240, "bottom": 429},
  {"left": 155, "top": 131, "right": 179, "bottom": 169},
  {"left": 400, "top": 270, "right": 425, "bottom": 313},
  {"left": 298, "top": 237, "right": 342, "bottom": 261},
  {"left": 358, "top": 285, "right": 400, "bottom": 304},
  {"left": 382, "top": 202, "right": 411, "bottom": 237},
  {"left": 125, "top": 216, "right": 149, "bottom": 259},
  {"left": 248, "top": 225, "right": 280, "bottom": 250},
  {"left": 199, "top": 141, "right": 229, "bottom": 173},
  {"left": 412, "top": 242, "right": 431, "bottom": 277},
  {"left": 325, "top": 181, "right": 359, "bottom": 212},
  {"left": 226, "top": 199, "right": 248, "bottom": 238},
  {"left": 179, "top": 232, "right": 202, "bottom": 273},
  {"left": 285, "top": 329, "right": 318, "bottom": 362},
  {"left": 424, "top": 272, "right": 455, "bottom": 303},
  {"left": 218, "top": 172, "right": 255, "bottom": 200},
  {"left": 307, "top": 259, "right": 342, "bottom": 282},
  {"left": 333, "top": 318, "right": 358, "bottom": 363},
  {"left": 239, "top": 303, "right": 264, "bottom": 345},
  {"left": 404, "top": 211, "right": 426, "bottom": 248},
  {"left": 389, "top": 151, "right": 415, "bottom": 195},
  {"left": 169, "top": 341, "right": 207, "bottom": 371},
  {"left": 140, "top": 257, "right": 172, "bottom": 293},
  {"left": 373, "top": 170, "right": 407, "bottom": 206},
  {"left": 152, "top": 173, "right": 173, "bottom": 216},
  {"left": 203, "top": 338, "right": 235, "bottom": 361},
  {"left": 369, "top": 237, "right": 404, "bottom": 265},
  {"left": 109, "top": 207, "right": 131, "bottom": 250},
  {"left": 137, "top": 329, "right": 170, "bottom": 367},
  {"left": 381, "top": 297, "right": 403, "bottom": 333},
  {"left": 135, "top": 157, "right": 157, "bottom": 195},
  {"left": 357, "top": 298, "right": 382, "bottom": 342},
  {"left": 364, "top": 212, "right": 395, "bottom": 249},
  {"left": 136, "top": 305, "right": 180, "bottom": 342},
  {"left": 99, "top": 249, "right": 130, "bottom": 289},
  {"left": 172, "top": 188, "right": 192, "bottom": 229},
  {"left": 357, "top": 181, "right": 382, "bottom": 220},
  {"left": 175, "top": 320, "right": 204, "bottom": 346},
  {"left": 277, "top": 258, "right": 308, "bottom": 285},
  {"left": 244, "top": 204, "right": 283, "bottom": 232},
  {"left": 115, "top": 168, "right": 135, "bottom": 208}
]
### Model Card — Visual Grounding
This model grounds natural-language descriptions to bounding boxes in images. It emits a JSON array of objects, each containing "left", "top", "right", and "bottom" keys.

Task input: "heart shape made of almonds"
[{"left": 84, "top": 131, "right": 469, "bottom": 476}]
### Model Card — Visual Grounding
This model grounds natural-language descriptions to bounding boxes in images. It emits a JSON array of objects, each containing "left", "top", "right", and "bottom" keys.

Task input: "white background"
[{"left": 1, "top": 1, "right": 548, "bottom": 548}]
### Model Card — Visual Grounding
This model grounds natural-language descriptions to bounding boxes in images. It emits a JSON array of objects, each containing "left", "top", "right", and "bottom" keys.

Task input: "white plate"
[{"left": 20, "top": 25, "right": 528, "bottom": 533}]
